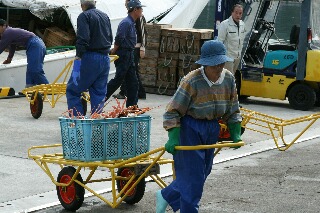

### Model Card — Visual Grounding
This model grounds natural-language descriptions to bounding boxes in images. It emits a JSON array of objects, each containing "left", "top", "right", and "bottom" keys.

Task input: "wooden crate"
[
  {"left": 140, "top": 58, "right": 158, "bottom": 68},
  {"left": 145, "top": 24, "right": 172, "bottom": 49},
  {"left": 144, "top": 86, "right": 176, "bottom": 96},
  {"left": 159, "top": 52, "right": 180, "bottom": 61},
  {"left": 140, "top": 74, "right": 157, "bottom": 87},
  {"left": 179, "top": 29, "right": 214, "bottom": 40},
  {"left": 145, "top": 23, "right": 172, "bottom": 38},
  {"left": 141, "top": 27, "right": 213, "bottom": 95},
  {"left": 158, "top": 58, "right": 179, "bottom": 67},
  {"left": 140, "top": 66, "right": 157, "bottom": 75},
  {"left": 160, "top": 28, "right": 182, "bottom": 53},
  {"left": 43, "top": 27, "right": 75, "bottom": 47},
  {"left": 157, "top": 65, "right": 178, "bottom": 90},
  {"left": 178, "top": 59, "right": 201, "bottom": 77},
  {"left": 180, "top": 38, "right": 206, "bottom": 55},
  {"left": 144, "top": 49, "right": 160, "bottom": 59}
]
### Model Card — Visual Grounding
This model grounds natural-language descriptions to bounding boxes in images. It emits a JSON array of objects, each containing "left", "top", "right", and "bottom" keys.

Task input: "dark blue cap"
[{"left": 127, "top": 0, "right": 145, "bottom": 9}]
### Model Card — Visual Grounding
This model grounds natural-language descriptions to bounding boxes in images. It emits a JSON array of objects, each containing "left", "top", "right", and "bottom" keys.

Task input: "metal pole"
[
  {"left": 296, "top": 0, "right": 311, "bottom": 80},
  {"left": 6, "top": 6, "right": 9, "bottom": 25}
]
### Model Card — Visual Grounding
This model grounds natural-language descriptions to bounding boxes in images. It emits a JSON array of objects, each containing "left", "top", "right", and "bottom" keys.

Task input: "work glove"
[
  {"left": 3, "top": 57, "right": 12, "bottom": 64},
  {"left": 228, "top": 122, "right": 242, "bottom": 149},
  {"left": 72, "top": 59, "right": 81, "bottom": 86},
  {"left": 165, "top": 127, "right": 180, "bottom": 155}
]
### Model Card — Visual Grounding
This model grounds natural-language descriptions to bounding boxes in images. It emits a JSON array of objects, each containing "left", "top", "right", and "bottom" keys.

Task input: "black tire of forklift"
[
  {"left": 30, "top": 92, "right": 43, "bottom": 119},
  {"left": 116, "top": 167, "right": 146, "bottom": 205},
  {"left": 288, "top": 84, "right": 316, "bottom": 111},
  {"left": 315, "top": 92, "right": 320, "bottom": 107},
  {"left": 56, "top": 166, "right": 85, "bottom": 211}
]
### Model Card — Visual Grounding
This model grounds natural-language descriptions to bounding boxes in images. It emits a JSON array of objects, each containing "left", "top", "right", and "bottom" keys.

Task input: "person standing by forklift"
[
  {"left": 0, "top": 19, "right": 49, "bottom": 88},
  {"left": 156, "top": 40, "right": 243, "bottom": 213},
  {"left": 66, "top": 0, "right": 113, "bottom": 116},
  {"left": 218, "top": 4, "right": 246, "bottom": 75},
  {"left": 112, "top": 0, "right": 147, "bottom": 100},
  {"left": 106, "top": 0, "right": 145, "bottom": 107}
]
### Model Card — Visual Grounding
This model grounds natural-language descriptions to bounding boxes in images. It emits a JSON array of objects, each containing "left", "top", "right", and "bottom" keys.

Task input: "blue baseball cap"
[
  {"left": 127, "top": 0, "right": 145, "bottom": 9},
  {"left": 195, "top": 40, "right": 233, "bottom": 66}
]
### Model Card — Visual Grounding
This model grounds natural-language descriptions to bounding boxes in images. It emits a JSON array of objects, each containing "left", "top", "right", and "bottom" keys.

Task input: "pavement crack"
[{"left": 0, "top": 154, "right": 28, "bottom": 160}]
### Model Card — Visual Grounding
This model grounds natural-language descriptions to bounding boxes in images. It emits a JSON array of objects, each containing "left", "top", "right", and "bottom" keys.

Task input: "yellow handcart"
[
  {"left": 240, "top": 108, "right": 320, "bottom": 151},
  {"left": 21, "top": 55, "right": 118, "bottom": 119},
  {"left": 28, "top": 115, "right": 244, "bottom": 211},
  {"left": 28, "top": 142, "right": 244, "bottom": 211}
]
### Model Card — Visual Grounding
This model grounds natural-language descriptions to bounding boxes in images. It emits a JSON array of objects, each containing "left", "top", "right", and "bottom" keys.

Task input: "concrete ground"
[{"left": 0, "top": 93, "right": 320, "bottom": 212}]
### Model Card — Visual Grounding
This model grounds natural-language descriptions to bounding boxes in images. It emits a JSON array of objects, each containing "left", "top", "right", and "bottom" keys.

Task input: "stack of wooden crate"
[
  {"left": 139, "top": 24, "right": 172, "bottom": 90},
  {"left": 178, "top": 29, "right": 213, "bottom": 80},
  {"left": 140, "top": 24, "right": 213, "bottom": 95}
]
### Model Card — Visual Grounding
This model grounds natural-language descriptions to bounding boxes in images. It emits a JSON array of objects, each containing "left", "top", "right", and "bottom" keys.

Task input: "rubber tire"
[
  {"left": 30, "top": 92, "right": 43, "bottom": 119},
  {"left": 288, "top": 84, "right": 316, "bottom": 111},
  {"left": 116, "top": 167, "right": 146, "bottom": 205},
  {"left": 315, "top": 92, "right": 320, "bottom": 107},
  {"left": 56, "top": 166, "right": 85, "bottom": 211}
]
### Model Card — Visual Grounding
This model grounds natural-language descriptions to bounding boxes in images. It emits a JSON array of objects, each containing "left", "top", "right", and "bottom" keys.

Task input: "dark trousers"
[
  {"left": 161, "top": 115, "right": 220, "bottom": 213},
  {"left": 66, "top": 52, "right": 110, "bottom": 116},
  {"left": 26, "top": 36, "right": 49, "bottom": 87},
  {"left": 119, "top": 48, "right": 146, "bottom": 98},
  {"left": 106, "top": 50, "right": 138, "bottom": 107}
]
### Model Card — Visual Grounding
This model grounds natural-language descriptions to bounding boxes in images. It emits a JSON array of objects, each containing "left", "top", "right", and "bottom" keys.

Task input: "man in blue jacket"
[
  {"left": 0, "top": 19, "right": 49, "bottom": 88},
  {"left": 66, "top": 0, "right": 113, "bottom": 116},
  {"left": 106, "top": 0, "right": 145, "bottom": 107}
]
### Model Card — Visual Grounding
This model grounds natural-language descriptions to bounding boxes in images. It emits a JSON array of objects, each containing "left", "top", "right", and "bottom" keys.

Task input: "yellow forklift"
[{"left": 215, "top": 0, "right": 320, "bottom": 110}]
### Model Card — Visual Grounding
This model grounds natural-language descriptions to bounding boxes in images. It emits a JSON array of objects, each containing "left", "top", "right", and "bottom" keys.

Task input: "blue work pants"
[
  {"left": 161, "top": 115, "right": 220, "bottom": 213},
  {"left": 106, "top": 49, "right": 138, "bottom": 107},
  {"left": 66, "top": 52, "right": 110, "bottom": 116},
  {"left": 26, "top": 36, "right": 49, "bottom": 87}
]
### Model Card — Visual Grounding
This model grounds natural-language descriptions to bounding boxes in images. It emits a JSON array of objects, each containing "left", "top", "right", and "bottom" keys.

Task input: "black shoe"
[{"left": 112, "top": 93, "right": 126, "bottom": 99}]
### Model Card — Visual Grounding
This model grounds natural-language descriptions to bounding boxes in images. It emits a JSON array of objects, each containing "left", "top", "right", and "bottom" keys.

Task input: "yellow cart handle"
[
  {"left": 175, "top": 141, "right": 244, "bottom": 150},
  {"left": 110, "top": 54, "right": 119, "bottom": 62}
]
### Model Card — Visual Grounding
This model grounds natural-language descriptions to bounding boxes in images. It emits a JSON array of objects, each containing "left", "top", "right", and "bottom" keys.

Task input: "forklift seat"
[{"left": 268, "top": 25, "right": 300, "bottom": 51}]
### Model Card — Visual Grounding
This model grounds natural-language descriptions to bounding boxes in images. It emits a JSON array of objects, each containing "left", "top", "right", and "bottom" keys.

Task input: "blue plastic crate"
[{"left": 59, "top": 115, "right": 151, "bottom": 162}]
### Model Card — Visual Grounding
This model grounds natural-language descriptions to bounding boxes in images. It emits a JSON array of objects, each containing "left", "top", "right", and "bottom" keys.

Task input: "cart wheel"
[
  {"left": 81, "top": 93, "right": 87, "bottom": 116},
  {"left": 116, "top": 167, "right": 145, "bottom": 205},
  {"left": 30, "top": 92, "right": 43, "bottom": 119},
  {"left": 56, "top": 166, "right": 85, "bottom": 211}
]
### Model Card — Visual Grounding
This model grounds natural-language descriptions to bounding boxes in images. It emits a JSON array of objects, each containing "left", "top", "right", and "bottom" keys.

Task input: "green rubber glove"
[
  {"left": 165, "top": 127, "right": 180, "bottom": 155},
  {"left": 228, "top": 122, "right": 242, "bottom": 149}
]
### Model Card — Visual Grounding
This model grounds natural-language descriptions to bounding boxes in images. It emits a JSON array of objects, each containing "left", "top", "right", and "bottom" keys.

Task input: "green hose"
[{"left": 46, "top": 46, "right": 76, "bottom": 54}]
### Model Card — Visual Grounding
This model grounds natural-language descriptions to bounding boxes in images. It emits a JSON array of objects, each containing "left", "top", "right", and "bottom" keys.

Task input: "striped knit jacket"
[{"left": 163, "top": 67, "right": 242, "bottom": 130}]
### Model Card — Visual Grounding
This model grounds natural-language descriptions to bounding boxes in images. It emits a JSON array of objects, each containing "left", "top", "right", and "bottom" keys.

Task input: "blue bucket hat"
[
  {"left": 127, "top": 0, "right": 145, "bottom": 9},
  {"left": 195, "top": 40, "right": 233, "bottom": 66}
]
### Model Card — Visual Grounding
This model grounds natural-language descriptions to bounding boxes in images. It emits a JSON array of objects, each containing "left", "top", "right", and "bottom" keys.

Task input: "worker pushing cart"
[
  {"left": 156, "top": 40, "right": 243, "bottom": 213},
  {"left": 28, "top": 117, "right": 244, "bottom": 212}
]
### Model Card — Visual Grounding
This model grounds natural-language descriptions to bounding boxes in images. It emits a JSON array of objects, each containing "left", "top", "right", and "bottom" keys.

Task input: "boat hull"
[{"left": 0, "top": 51, "right": 116, "bottom": 93}]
